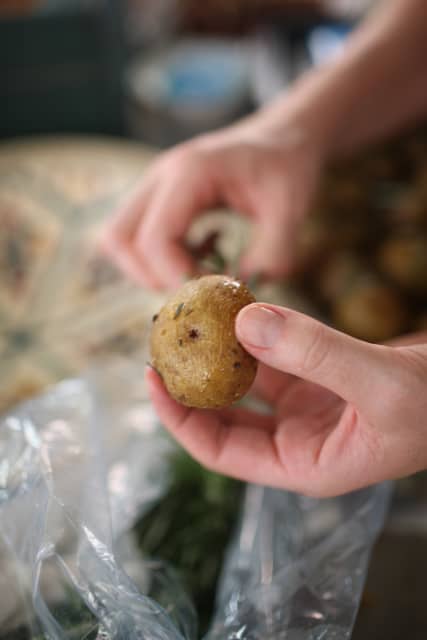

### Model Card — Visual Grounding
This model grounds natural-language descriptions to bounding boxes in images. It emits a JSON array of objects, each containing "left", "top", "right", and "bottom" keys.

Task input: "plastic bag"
[
  {"left": 0, "top": 360, "right": 195, "bottom": 640},
  {"left": 208, "top": 483, "right": 391, "bottom": 640},
  {"left": 0, "top": 359, "right": 392, "bottom": 639}
]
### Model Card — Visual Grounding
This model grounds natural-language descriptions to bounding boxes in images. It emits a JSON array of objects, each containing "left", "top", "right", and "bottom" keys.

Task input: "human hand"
[
  {"left": 102, "top": 122, "right": 323, "bottom": 289},
  {"left": 146, "top": 304, "right": 427, "bottom": 497}
]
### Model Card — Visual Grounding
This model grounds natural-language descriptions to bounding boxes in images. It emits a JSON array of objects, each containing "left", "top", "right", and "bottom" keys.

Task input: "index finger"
[
  {"left": 100, "top": 176, "right": 162, "bottom": 287},
  {"left": 103, "top": 172, "right": 157, "bottom": 246},
  {"left": 134, "top": 162, "right": 219, "bottom": 288}
]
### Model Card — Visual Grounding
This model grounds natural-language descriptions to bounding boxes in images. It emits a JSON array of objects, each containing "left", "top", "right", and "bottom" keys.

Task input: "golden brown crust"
[{"left": 150, "top": 275, "right": 258, "bottom": 408}]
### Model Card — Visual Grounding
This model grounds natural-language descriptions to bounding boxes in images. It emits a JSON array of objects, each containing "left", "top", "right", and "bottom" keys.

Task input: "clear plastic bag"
[
  {"left": 0, "top": 361, "right": 195, "bottom": 640},
  {"left": 0, "top": 360, "right": 392, "bottom": 639},
  {"left": 208, "top": 483, "right": 391, "bottom": 640}
]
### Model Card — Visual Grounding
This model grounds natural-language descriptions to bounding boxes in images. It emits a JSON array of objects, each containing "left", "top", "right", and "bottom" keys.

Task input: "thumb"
[{"left": 236, "top": 303, "right": 393, "bottom": 408}]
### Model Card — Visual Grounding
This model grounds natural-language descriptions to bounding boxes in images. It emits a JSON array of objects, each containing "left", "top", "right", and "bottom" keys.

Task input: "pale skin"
[{"left": 105, "top": 0, "right": 427, "bottom": 496}]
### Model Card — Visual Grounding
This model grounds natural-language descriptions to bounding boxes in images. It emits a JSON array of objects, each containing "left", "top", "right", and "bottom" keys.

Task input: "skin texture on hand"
[
  {"left": 146, "top": 304, "right": 427, "bottom": 497},
  {"left": 103, "top": 0, "right": 427, "bottom": 291},
  {"left": 102, "top": 129, "right": 322, "bottom": 289},
  {"left": 105, "top": 0, "right": 427, "bottom": 497}
]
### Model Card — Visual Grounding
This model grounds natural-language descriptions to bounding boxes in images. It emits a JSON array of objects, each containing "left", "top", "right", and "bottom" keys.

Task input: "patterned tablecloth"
[{"left": 0, "top": 136, "right": 167, "bottom": 413}]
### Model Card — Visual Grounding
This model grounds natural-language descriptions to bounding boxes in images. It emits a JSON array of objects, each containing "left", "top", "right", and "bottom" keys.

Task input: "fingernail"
[{"left": 237, "top": 305, "right": 285, "bottom": 348}]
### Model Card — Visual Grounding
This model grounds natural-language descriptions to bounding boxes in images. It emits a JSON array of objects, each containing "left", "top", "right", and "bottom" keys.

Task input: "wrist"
[{"left": 243, "top": 67, "right": 346, "bottom": 167}]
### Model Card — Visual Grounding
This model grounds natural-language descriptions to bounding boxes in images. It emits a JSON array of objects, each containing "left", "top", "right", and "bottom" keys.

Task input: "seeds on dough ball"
[{"left": 150, "top": 275, "right": 258, "bottom": 409}]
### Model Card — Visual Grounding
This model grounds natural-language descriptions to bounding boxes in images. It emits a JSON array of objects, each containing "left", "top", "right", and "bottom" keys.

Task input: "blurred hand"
[
  {"left": 146, "top": 304, "right": 427, "bottom": 497},
  {"left": 102, "top": 125, "right": 322, "bottom": 289}
]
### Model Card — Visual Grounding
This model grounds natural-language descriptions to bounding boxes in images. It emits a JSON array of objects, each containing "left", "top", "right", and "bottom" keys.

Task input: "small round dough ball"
[{"left": 150, "top": 275, "right": 258, "bottom": 409}]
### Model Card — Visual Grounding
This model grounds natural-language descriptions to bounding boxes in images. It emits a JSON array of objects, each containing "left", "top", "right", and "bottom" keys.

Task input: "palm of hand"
[
  {"left": 147, "top": 363, "right": 381, "bottom": 497},
  {"left": 236, "top": 364, "right": 378, "bottom": 496}
]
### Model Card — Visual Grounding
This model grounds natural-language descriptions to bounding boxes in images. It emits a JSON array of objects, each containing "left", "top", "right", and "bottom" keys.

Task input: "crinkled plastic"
[
  {"left": 208, "top": 483, "right": 391, "bottom": 640},
  {"left": 0, "top": 361, "right": 195, "bottom": 640},
  {"left": 0, "top": 360, "right": 392, "bottom": 639}
]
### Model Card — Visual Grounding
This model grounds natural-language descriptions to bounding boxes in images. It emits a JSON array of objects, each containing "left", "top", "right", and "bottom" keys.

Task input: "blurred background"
[
  {"left": 1, "top": 2, "right": 427, "bottom": 640},
  {"left": 0, "top": 0, "right": 372, "bottom": 143}
]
